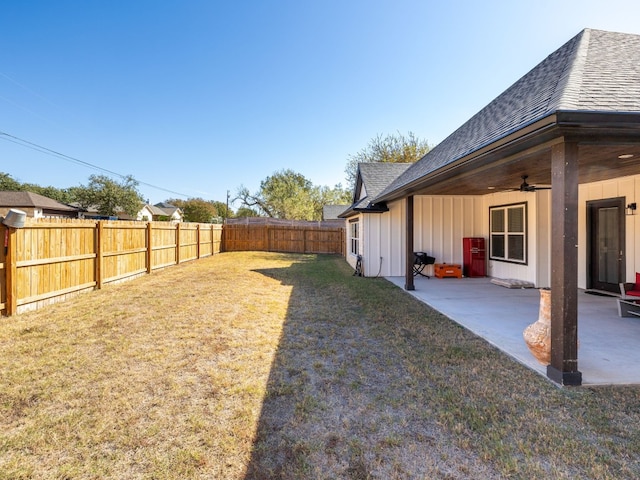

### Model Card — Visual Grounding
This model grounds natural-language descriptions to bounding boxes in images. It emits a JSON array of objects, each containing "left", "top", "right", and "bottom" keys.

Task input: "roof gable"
[{"left": 347, "top": 162, "right": 412, "bottom": 213}]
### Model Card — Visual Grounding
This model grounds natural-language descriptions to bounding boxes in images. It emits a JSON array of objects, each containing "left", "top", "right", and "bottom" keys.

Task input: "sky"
[{"left": 2, "top": 0, "right": 640, "bottom": 207}]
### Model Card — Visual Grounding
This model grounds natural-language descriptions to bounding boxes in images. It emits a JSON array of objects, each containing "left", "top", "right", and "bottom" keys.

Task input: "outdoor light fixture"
[{"left": 627, "top": 203, "right": 637, "bottom": 215}]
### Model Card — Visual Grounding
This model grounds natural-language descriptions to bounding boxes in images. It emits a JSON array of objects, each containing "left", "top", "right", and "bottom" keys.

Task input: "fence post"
[
  {"left": 176, "top": 223, "right": 181, "bottom": 264},
  {"left": 96, "top": 221, "right": 103, "bottom": 289},
  {"left": 266, "top": 225, "right": 270, "bottom": 252},
  {"left": 146, "top": 222, "right": 153, "bottom": 274},
  {"left": 196, "top": 224, "right": 201, "bottom": 259},
  {"left": 5, "top": 227, "right": 18, "bottom": 316},
  {"left": 303, "top": 228, "right": 307, "bottom": 254}
]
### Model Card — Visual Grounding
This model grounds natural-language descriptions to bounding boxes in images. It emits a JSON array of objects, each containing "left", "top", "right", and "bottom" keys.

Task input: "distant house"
[
  {"left": 152, "top": 202, "right": 183, "bottom": 222},
  {"left": 322, "top": 205, "right": 350, "bottom": 221},
  {"left": 0, "top": 191, "right": 80, "bottom": 219}
]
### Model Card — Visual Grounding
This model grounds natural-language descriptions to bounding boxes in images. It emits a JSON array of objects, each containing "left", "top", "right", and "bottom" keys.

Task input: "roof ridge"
[{"left": 548, "top": 28, "right": 591, "bottom": 111}]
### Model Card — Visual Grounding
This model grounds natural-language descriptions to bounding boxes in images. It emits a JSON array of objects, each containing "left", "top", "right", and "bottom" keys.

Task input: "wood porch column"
[
  {"left": 405, "top": 195, "right": 415, "bottom": 291},
  {"left": 547, "top": 140, "right": 582, "bottom": 386}
]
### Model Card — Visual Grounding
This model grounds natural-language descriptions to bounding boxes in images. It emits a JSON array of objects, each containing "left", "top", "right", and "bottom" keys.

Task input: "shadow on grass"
[
  {"left": 242, "top": 254, "right": 640, "bottom": 480},
  {"left": 242, "top": 255, "right": 505, "bottom": 479}
]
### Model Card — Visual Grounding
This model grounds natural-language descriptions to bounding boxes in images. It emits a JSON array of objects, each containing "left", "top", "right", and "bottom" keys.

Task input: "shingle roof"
[
  {"left": 0, "top": 191, "right": 78, "bottom": 211},
  {"left": 345, "top": 163, "right": 412, "bottom": 213},
  {"left": 359, "top": 163, "right": 412, "bottom": 199},
  {"left": 378, "top": 28, "right": 640, "bottom": 201},
  {"left": 322, "top": 204, "right": 349, "bottom": 220}
]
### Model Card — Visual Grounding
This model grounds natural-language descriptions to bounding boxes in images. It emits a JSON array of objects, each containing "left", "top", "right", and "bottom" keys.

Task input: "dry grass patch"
[
  {"left": 0, "top": 252, "right": 295, "bottom": 479},
  {"left": 1, "top": 252, "right": 640, "bottom": 479}
]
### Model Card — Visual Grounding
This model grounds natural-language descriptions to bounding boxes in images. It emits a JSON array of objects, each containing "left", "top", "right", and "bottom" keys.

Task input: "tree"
[
  {"left": 344, "top": 131, "right": 430, "bottom": 188},
  {"left": 309, "top": 184, "right": 351, "bottom": 219},
  {"left": 235, "top": 206, "right": 259, "bottom": 218},
  {"left": 209, "top": 200, "right": 233, "bottom": 221},
  {"left": 235, "top": 169, "right": 315, "bottom": 220},
  {"left": 73, "top": 174, "right": 144, "bottom": 217},
  {"left": 0, "top": 172, "right": 22, "bottom": 191},
  {"left": 164, "top": 198, "right": 215, "bottom": 223}
]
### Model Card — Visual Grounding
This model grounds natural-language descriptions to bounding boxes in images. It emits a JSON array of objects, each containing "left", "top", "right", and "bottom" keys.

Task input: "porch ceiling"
[{"left": 408, "top": 140, "right": 640, "bottom": 197}]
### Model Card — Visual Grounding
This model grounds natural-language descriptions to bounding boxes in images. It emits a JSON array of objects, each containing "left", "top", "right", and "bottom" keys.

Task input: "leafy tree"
[
  {"left": 236, "top": 170, "right": 352, "bottom": 221},
  {"left": 310, "top": 184, "right": 351, "bottom": 219},
  {"left": 165, "top": 198, "right": 216, "bottom": 223},
  {"left": 0, "top": 172, "right": 22, "bottom": 191},
  {"left": 235, "top": 169, "right": 317, "bottom": 220},
  {"left": 73, "top": 174, "right": 144, "bottom": 217},
  {"left": 164, "top": 198, "right": 233, "bottom": 223},
  {"left": 344, "top": 131, "right": 430, "bottom": 188},
  {"left": 210, "top": 200, "right": 233, "bottom": 221},
  {"left": 235, "top": 206, "right": 259, "bottom": 218}
]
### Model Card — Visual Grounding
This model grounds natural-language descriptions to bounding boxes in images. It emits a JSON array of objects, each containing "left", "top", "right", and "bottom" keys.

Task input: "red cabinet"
[{"left": 463, "top": 237, "right": 486, "bottom": 277}]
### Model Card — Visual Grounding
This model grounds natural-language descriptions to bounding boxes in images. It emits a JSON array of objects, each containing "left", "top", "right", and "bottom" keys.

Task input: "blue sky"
[{"left": 2, "top": 1, "right": 640, "bottom": 206}]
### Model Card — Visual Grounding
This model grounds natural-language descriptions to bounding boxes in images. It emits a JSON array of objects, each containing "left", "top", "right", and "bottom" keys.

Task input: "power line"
[{"left": 0, "top": 131, "right": 190, "bottom": 198}]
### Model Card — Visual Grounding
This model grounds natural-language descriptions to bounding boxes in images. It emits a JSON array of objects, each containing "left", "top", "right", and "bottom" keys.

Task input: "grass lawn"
[{"left": 1, "top": 251, "right": 639, "bottom": 479}]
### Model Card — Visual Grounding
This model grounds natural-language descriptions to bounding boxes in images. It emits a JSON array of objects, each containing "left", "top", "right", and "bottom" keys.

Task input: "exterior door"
[{"left": 587, "top": 198, "right": 625, "bottom": 293}]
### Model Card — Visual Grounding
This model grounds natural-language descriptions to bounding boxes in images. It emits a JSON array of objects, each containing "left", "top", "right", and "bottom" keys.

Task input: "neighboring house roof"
[
  {"left": 322, "top": 204, "right": 349, "bottom": 220},
  {"left": 0, "top": 191, "right": 78, "bottom": 212},
  {"left": 153, "top": 202, "right": 182, "bottom": 218},
  {"left": 340, "top": 163, "right": 412, "bottom": 217},
  {"left": 149, "top": 204, "right": 170, "bottom": 216},
  {"left": 377, "top": 28, "right": 640, "bottom": 202}
]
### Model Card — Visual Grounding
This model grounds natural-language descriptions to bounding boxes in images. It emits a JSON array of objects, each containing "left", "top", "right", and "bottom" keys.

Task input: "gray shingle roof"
[
  {"left": 349, "top": 162, "right": 412, "bottom": 211},
  {"left": 358, "top": 163, "right": 412, "bottom": 200},
  {"left": 322, "top": 204, "right": 349, "bottom": 220},
  {"left": 0, "top": 191, "right": 78, "bottom": 211},
  {"left": 378, "top": 28, "right": 640, "bottom": 201}
]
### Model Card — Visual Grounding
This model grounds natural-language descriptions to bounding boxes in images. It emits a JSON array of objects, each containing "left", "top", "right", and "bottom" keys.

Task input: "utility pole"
[{"left": 225, "top": 190, "right": 229, "bottom": 224}]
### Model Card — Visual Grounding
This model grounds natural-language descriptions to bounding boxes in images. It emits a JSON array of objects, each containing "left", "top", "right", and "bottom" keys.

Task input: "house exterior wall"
[
  {"left": 482, "top": 190, "right": 550, "bottom": 287},
  {"left": 366, "top": 200, "right": 405, "bottom": 277},
  {"left": 349, "top": 173, "right": 640, "bottom": 285},
  {"left": 578, "top": 174, "right": 640, "bottom": 287},
  {"left": 413, "top": 196, "right": 485, "bottom": 267}
]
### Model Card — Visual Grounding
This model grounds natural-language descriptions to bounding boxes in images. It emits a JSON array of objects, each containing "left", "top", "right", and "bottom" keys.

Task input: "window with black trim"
[
  {"left": 349, "top": 219, "right": 359, "bottom": 255},
  {"left": 490, "top": 203, "right": 527, "bottom": 264}
]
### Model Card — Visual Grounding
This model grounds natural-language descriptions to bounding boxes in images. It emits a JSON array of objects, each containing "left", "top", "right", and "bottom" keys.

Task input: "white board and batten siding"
[
  {"left": 482, "top": 190, "right": 551, "bottom": 288},
  {"left": 578, "top": 174, "right": 640, "bottom": 288},
  {"left": 348, "top": 173, "right": 640, "bottom": 287}
]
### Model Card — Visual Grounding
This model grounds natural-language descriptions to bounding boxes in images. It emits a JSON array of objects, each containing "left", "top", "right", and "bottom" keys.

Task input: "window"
[
  {"left": 490, "top": 203, "right": 527, "bottom": 264},
  {"left": 349, "top": 219, "right": 360, "bottom": 255}
]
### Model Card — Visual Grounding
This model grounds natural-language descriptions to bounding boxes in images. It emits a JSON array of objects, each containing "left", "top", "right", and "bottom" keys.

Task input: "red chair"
[{"left": 619, "top": 273, "right": 640, "bottom": 297}]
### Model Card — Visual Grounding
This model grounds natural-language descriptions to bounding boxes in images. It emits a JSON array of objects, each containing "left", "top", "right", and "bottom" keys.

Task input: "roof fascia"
[{"left": 376, "top": 114, "right": 560, "bottom": 202}]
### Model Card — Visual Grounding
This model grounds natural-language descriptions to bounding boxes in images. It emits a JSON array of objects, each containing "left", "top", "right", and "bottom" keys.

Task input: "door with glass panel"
[{"left": 587, "top": 198, "right": 625, "bottom": 293}]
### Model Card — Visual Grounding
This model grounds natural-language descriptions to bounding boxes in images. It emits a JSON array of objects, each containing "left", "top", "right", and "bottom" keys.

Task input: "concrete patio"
[{"left": 385, "top": 275, "right": 640, "bottom": 386}]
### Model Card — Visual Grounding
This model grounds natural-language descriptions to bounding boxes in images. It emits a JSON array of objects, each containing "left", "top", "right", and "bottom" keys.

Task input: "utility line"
[{"left": 0, "top": 131, "right": 189, "bottom": 198}]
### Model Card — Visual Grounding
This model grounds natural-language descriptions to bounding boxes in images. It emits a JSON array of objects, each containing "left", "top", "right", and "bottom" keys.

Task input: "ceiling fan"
[{"left": 518, "top": 175, "right": 551, "bottom": 192}]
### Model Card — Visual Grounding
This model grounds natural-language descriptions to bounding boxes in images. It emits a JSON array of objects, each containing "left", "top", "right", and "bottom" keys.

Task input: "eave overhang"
[{"left": 375, "top": 111, "right": 640, "bottom": 201}]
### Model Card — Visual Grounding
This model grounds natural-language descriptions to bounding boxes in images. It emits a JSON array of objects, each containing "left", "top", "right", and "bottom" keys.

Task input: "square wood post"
[
  {"left": 176, "top": 223, "right": 181, "bottom": 265},
  {"left": 547, "top": 140, "right": 582, "bottom": 386},
  {"left": 5, "top": 226, "right": 18, "bottom": 315},
  {"left": 95, "top": 221, "right": 104, "bottom": 290},
  {"left": 146, "top": 222, "right": 153, "bottom": 274},
  {"left": 405, "top": 195, "right": 415, "bottom": 291}
]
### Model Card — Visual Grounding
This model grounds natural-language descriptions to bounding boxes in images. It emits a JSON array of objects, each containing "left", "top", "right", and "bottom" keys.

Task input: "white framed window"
[
  {"left": 349, "top": 219, "right": 359, "bottom": 255},
  {"left": 490, "top": 202, "right": 527, "bottom": 264}
]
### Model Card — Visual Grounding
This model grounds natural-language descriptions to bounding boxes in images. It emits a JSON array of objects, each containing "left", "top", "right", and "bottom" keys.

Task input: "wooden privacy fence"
[
  {"left": 0, "top": 218, "right": 344, "bottom": 316},
  {"left": 1, "top": 219, "right": 222, "bottom": 316},
  {"left": 223, "top": 223, "right": 345, "bottom": 255}
]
